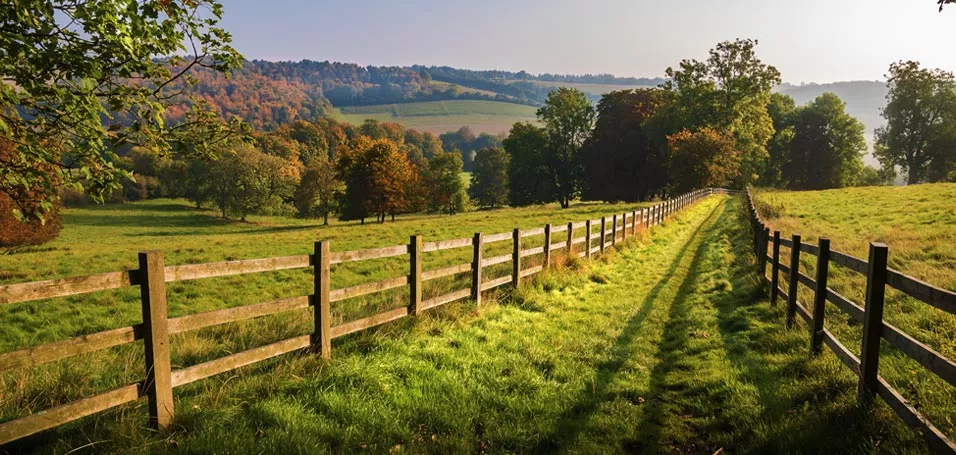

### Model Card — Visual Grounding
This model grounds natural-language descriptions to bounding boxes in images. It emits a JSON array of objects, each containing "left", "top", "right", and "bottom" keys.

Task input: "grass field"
[
  {"left": 330, "top": 100, "right": 538, "bottom": 135},
  {"left": 753, "top": 183, "right": 956, "bottom": 445},
  {"left": 503, "top": 80, "right": 656, "bottom": 96},
  {"left": 3, "top": 196, "right": 930, "bottom": 454}
]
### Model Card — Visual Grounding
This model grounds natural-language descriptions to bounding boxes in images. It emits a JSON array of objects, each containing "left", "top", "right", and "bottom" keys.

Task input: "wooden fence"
[
  {"left": 0, "top": 189, "right": 716, "bottom": 446},
  {"left": 744, "top": 188, "right": 956, "bottom": 454}
]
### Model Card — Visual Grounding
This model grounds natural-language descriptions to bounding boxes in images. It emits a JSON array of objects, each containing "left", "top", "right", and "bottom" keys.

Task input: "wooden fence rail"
[
  {"left": 0, "top": 189, "right": 718, "bottom": 446},
  {"left": 744, "top": 188, "right": 956, "bottom": 455}
]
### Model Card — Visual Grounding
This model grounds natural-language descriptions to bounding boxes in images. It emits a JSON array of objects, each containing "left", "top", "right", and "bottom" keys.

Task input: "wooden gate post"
[
  {"left": 512, "top": 228, "right": 521, "bottom": 288},
  {"left": 566, "top": 222, "right": 574, "bottom": 256},
  {"left": 810, "top": 238, "right": 831, "bottom": 355},
  {"left": 472, "top": 233, "right": 483, "bottom": 305},
  {"left": 770, "top": 231, "right": 781, "bottom": 305},
  {"left": 139, "top": 251, "right": 174, "bottom": 429},
  {"left": 786, "top": 234, "right": 802, "bottom": 329},
  {"left": 409, "top": 235, "right": 423, "bottom": 315},
  {"left": 585, "top": 220, "right": 592, "bottom": 259},
  {"left": 859, "top": 243, "right": 889, "bottom": 403},
  {"left": 313, "top": 241, "right": 332, "bottom": 360},
  {"left": 543, "top": 224, "right": 552, "bottom": 268}
]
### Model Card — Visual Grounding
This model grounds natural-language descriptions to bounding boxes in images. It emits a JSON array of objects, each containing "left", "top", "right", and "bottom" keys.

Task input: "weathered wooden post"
[
  {"left": 313, "top": 241, "right": 332, "bottom": 360},
  {"left": 611, "top": 215, "right": 617, "bottom": 247},
  {"left": 770, "top": 231, "right": 781, "bottom": 305},
  {"left": 859, "top": 243, "right": 889, "bottom": 403},
  {"left": 621, "top": 213, "right": 627, "bottom": 242},
  {"left": 512, "top": 228, "right": 521, "bottom": 288},
  {"left": 810, "top": 238, "right": 831, "bottom": 355},
  {"left": 759, "top": 227, "right": 770, "bottom": 278},
  {"left": 585, "top": 220, "right": 592, "bottom": 259},
  {"left": 786, "top": 234, "right": 801, "bottom": 329},
  {"left": 139, "top": 251, "right": 174, "bottom": 429},
  {"left": 566, "top": 222, "right": 574, "bottom": 256},
  {"left": 471, "top": 233, "right": 483, "bottom": 304},
  {"left": 409, "top": 235, "right": 423, "bottom": 315},
  {"left": 543, "top": 224, "right": 552, "bottom": 268},
  {"left": 631, "top": 210, "right": 637, "bottom": 235},
  {"left": 600, "top": 217, "right": 606, "bottom": 254}
]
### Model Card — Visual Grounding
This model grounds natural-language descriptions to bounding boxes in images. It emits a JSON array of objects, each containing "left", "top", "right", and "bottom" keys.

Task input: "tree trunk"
[
  {"left": 323, "top": 212, "right": 329, "bottom": 226},
  {"left": 907, "top": 165, "right": 920, "bottom": 185},
  {"left": 391, "top": 213, "right": 395, "bottom": 222}
]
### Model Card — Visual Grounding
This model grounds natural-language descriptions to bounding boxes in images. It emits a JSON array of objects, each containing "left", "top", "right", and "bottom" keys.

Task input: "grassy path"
[{"left": 17, "top": 196, "right": 927, "bottom": 454}]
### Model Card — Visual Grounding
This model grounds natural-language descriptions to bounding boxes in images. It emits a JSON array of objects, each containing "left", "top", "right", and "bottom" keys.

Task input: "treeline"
[
  {"left": 72, "top": 118, "right": 468, "bottom": 224},
  {"left": 465, "top": 39, "right": 923, "bottom": 211}
]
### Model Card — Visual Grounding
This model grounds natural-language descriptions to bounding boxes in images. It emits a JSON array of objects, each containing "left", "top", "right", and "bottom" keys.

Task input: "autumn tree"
[
  {"left": 425, "top": 151, "right": 467, "bottom": 214},
  {"left": 581, "top": 89, "right": 669, "bottom": 202},
  {"left": 294, "top": 154, "right": 342, "bottom": 224},
  {"left": 469, "top": 147, "right": 510, "bottom": 209},
  {"left": 783, "top": 93, "right": 866, "bottom": 190},
  {"left": 0, "top": 0, "right": 243, "bottom": 221},
  {"left": 503, "top": 122, "right": 555, "bottom": 207},
  {"left": 875, "top": 61, "right": 956, "bottom": 184},
  {"left": 537, "top": 87, "right": 595, "bottom": 208},
  {"left": 667, "top": 128, "right": 741, "bottom": 193},
  {"left": 657, "top": 39, "right": 780, "bottom": 186},
  {"left": 0, "top": 139, "right": 61, "bottom": 247},
  {"left": 339, "top": 138, "right": 414, "bottom": 223}
]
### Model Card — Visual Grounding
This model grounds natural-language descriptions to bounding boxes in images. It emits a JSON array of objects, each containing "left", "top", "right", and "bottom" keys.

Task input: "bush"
[{"left": 0, "top": 192, "right": 62, "bottom": 247}]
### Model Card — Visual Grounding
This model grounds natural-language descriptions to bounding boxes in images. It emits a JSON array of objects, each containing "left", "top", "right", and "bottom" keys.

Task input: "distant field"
[
  {"left": 753, "top": 183, "right": 956, "bottom": 442},
  {"left": 331, "top": 100, "right": 538, "bottom": 135},
  {"left": 504, "top": 79, "right": 656, "bottom": 96}
]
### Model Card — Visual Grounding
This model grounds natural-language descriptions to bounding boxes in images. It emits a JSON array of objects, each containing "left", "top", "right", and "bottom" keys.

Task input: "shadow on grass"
[{"left": 532, "top": 203, "right": 721, "bottom": 453}]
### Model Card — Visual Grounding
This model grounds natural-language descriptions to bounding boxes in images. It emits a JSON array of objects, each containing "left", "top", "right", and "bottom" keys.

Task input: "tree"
[
  {"left": 469, "top": 147, "right": 510, "bottom": 209},
  {"left": 581, "top": 89, "right": 668, "bottom": 202},
  {"left": 875, "top": 61, "right": 956, "bottom": 184},
  {"left": 658, "top": 39, "right": 780, "bottom": 186},
  {"left": 537, "top": 88, "right": 595, "bottom": 208},
  {"left": 0, "top": 0, "right": 243, "bottom": 220},
  {"left": 425, "top": 151, "right": 467, "bottom": 214},
  {"left": 667, "top": 128, "right": 741, "bottom": 193},
  {"left": 206, "top": 144, "right": 294, "bottom": 221},
  {"left": 0, "top": 139, "right": 62, "bottom": 247},
  {"left": 294, "top": 154, "right": 342, "bottom": 224},
  {"left": 856, "top": 166, "right": 896, "bottom": 187},
  {"left": 338, "top": 138, "right": 414, "bottom": 223},
  {"left": 503, "top": 122, "right": 555, "bottom": 207},
  {"left": 761, "top": 93, "right": 797, "bottom": 187},
  {"left": 783, "top": 93, "right": 866, "bottom": 190}
]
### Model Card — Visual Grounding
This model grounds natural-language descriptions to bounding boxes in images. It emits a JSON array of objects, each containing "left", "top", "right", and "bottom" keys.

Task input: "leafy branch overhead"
[{"left": 0, "top": 0, "right": 244, "bottom": 220}]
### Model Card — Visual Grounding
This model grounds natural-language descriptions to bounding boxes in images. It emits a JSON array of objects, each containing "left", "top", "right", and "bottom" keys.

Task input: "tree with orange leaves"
[
  {"left": 338, "top": 138, "right": 414, "bottom": 223},
  {"left": 666, "top": 128, "right": 741, "bottom": 193}
]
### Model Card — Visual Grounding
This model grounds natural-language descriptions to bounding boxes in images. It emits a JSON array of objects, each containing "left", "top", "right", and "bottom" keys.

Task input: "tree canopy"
[{"left": 537, "top": 87, "right": 595, "bottom": 208}]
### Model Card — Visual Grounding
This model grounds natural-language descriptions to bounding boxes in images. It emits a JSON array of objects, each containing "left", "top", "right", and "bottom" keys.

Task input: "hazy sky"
[{"left": 219, "top": 0, "right": 956, "bottom": 83}]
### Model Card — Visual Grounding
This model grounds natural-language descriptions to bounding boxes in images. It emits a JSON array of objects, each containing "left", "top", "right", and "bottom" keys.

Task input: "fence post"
[
  {"left": 566, "top": 222, "right": 574, "bottom": 256},
  {"left": 512, "top": 228, "right": 521, "bottom": 288},
  {"left": 631, "top": 210, "right": 637, "bottom": 235},
  {"left": 786, "top": 234, "right": 801, "bottom": 329},
  {"left": 543, "top": 224, "right": 552, "bottom": 268},
  {"left": 759, "top": 227, "right": 770, "bottom": 278},
  {"left": 770, "top": 231, "right": 781, "bottom": 305},
  {"left": 859, "top": 243, "right": 889, "bottom": 403},
  {"left": 600, "top": 217, "right": 606, "bottom": 254},
  {"left": 810, "top": 238, "right": 831, "bottom": 356},
  {"left": 409, "top": 235, "right": 423, "bottom": 315},
  {"left": 585, "top": 220, "right": 592, "bottom": 259},
  {"left": 621, "top": 213, "right": 627, "bottom": 242},
  {"left": 138, "top": 251, "right": 173, "bottom": 429},
  {"left": 313, "top": 241, "right": 332, "bottom": 360},
  {"left": 611, "top": 215, "right": 617, "bottom": 247},
  {"left": 472, "top": 233, "right": 483, "bottom": 305}
]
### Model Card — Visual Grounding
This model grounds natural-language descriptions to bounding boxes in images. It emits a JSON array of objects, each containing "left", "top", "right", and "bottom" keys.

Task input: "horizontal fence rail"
[
  {"left": 0, "top": 189, "right": 718, "bottom": 446},
  {"left": 745, "top": 187, "right": 955, "bottom": 454}
]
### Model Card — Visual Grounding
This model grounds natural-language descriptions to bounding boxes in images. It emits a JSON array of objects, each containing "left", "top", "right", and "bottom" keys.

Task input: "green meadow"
[
  {"left": 753, "top": 183, "right": 956, "bottom": 446},
  {"left": 330, "top": 100, "right": 538, "bottom": 135},
  {"left": 3, "top": 196, "right": 934, "bottom": 454}
]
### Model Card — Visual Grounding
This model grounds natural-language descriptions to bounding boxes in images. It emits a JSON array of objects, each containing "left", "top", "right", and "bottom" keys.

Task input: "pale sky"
[{"left": 219, "top": 0, "right": 956, "bottom": 83}]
